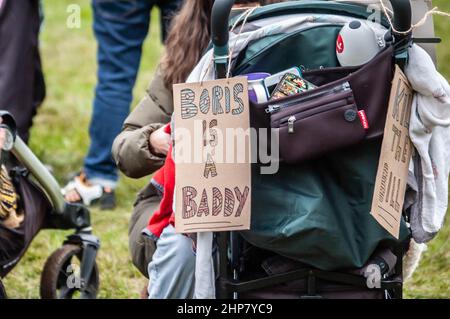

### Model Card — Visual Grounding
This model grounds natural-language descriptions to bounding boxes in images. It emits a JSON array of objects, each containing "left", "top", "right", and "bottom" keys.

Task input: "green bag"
[{"left": 241, "top": 140, "right": 409, "bottom": 271}]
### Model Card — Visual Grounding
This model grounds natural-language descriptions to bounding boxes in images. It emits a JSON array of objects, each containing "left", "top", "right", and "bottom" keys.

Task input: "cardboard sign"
[
  {"left": 173, "top": 77, "right": 251, "bottom": 233},
  {"left": 371, "top": 66, "right": 414, "bottom": 238}
]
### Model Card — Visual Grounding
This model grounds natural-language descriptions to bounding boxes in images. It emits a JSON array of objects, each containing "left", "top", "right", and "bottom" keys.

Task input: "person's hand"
[{"left": 149, "top": 125, "right": 171, "bottom": 156}]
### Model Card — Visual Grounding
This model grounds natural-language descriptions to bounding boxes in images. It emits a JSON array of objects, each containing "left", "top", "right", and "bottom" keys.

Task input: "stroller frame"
[
  {"left": 211, "top": 0, "right": 414, "bottom": 299},
  {"left": 215, "top": 233, "right": 405, "bottom": 299},
  {"left": 0, "top": 112, "right": 100, "bottom": 298}
]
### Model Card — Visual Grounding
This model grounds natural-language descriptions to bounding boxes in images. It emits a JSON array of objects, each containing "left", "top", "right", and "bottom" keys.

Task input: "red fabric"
[
  {"left": 146, "top": 124, "right": 176, "bottom": 238},
  {"left": 163, "top": 123, "right": 171, "bottom": 135}
]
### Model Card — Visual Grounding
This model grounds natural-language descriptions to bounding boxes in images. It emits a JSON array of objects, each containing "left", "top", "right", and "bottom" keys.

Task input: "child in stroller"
[{"left": 0, "top": 111, "right": 100, "bottom": 299}]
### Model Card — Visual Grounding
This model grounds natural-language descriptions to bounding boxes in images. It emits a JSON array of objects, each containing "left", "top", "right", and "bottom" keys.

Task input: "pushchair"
[
  {"left": 0, "top": 112, "right": 100, "bottom": 299},
  {"left": 207, "top": 0, "right": 439, "bottom": 299}
]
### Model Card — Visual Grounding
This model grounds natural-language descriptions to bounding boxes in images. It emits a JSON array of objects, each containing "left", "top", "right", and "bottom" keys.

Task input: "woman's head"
[
  {"left": 161, "top": 0, "right": 284, "bottom": 88},
  {"left": 161, "top": 0, "right": 214, "bottom": 88}
]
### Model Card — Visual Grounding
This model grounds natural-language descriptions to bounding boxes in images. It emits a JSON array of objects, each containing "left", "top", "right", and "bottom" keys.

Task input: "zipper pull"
[
  {"left": 342, "top": 82, "right": 351, "bottom": 91},
  {"left": 266, "top": 104, "right": 280, "bottom": 114},
  {"left": 288, "top": 116, "right": 296, "bottom": 134}
]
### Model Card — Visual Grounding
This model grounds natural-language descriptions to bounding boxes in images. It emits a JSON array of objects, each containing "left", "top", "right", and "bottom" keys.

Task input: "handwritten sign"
[
  {"left": 173, "top": 77, "right": 251, "bottom": 233},
  {"left": 371, "top": 66, "right": 413, "bottom": 238}
]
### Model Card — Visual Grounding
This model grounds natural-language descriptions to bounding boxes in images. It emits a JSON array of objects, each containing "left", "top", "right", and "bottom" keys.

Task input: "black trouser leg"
[{"left": 0, "top": 0, "right": 45, "bottom": 143}]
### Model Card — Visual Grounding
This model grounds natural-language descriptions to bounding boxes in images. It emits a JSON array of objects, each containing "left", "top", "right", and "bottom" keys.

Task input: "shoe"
[
  {"left": 99, "top": 188, "right": 116, "bottom": 210},
  {"left": 62, "top": 172, "right": 116, "bottom": 210}
]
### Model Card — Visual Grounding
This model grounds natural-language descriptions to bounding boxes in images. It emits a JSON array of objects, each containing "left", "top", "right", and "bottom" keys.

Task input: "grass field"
[{"left": 2, "top": 0, "right": 449, "bottom": 299}]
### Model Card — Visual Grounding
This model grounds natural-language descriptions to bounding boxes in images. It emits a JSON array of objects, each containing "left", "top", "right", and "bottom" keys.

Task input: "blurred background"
[{"left": 3, "top": 0, "right": 449, "bottom": 298}]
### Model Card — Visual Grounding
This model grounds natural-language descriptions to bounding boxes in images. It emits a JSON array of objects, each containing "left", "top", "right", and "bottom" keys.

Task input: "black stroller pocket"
[
  {"left": 250, "top": 46, "right": 395, "bottom": 164},
  {"left": 302, "top": 46, "right": 395, "bottom": 140},
  {"left": 269, "top": 82, "right": 367, "bottom": 163}
]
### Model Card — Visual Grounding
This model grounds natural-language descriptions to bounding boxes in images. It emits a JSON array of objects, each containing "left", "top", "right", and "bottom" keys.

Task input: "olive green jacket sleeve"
[{"left": 112, "top": 67, "right": 174, "bottom": 178}]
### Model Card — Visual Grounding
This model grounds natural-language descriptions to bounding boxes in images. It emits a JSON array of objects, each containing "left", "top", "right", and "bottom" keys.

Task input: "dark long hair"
[{"left": 161, "top": 0, "right": 283, "bottom": 88}]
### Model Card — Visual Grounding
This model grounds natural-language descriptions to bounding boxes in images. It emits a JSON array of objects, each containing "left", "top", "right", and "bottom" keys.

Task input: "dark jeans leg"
[
  {"left": 84, "top": 0, "right": 153, "bottom": 187},
  {"left": 0, "top": 0, "right": 44, "bottom": 143}
]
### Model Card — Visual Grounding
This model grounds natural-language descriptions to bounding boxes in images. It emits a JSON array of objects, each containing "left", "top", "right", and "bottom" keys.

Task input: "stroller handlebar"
[
  {"left": 211, "top": 0, "right": 235, "bottom": 49},
  {"left": 12, "top": 137, "right": 66, "bottom": 214},
  {"left": 211, "top": 0, "right": 235, "bottom": 78},
  {"left": 211, "top": 0, "right": 413, "bottom": 73},
  {"left": 0, "top": 111, "right": 64, "bottom": 214},
  {"left": 0, "top": 111, "right": 17, "bottom": 140},
  {"left": 389, "top": 0, "right": 412, "bottom": 40}
]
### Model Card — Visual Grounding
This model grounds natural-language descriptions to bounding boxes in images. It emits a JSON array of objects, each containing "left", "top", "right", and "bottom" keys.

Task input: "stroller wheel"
[
  {"left": 40, "top": 244, "right": 99, "bottom": 299},
  {"left": 0, "top": 279, "right": 6, "bottom": 299}
]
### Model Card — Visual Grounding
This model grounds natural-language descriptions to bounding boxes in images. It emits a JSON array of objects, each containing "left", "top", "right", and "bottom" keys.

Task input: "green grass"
[
  {"left": 403, "top": 0, "right": 450, "bottom": 299},
  {"left": 2, "top": 0, "right": 449, "bottom": 299}
]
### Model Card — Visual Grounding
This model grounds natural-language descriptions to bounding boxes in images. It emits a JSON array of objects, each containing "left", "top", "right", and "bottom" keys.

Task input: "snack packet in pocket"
[{"left": 270, "top": 73, "right": 317, "bottom": 101}]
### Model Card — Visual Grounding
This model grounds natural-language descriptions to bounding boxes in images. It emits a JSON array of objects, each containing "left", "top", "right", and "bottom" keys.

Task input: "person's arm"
[{"left": 112, "top": 67, "right": 173, "bottom": 178}]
